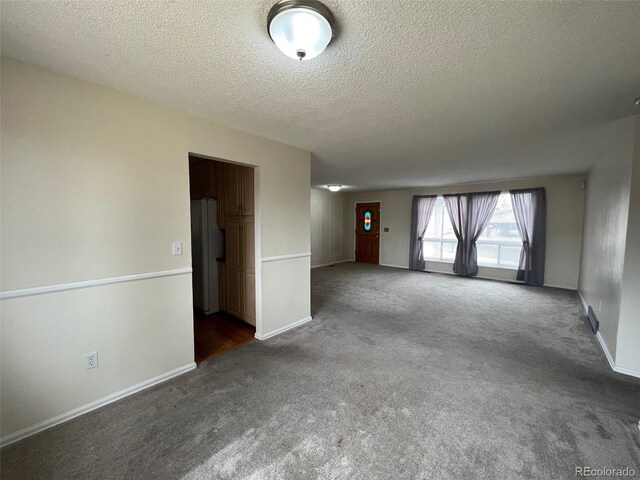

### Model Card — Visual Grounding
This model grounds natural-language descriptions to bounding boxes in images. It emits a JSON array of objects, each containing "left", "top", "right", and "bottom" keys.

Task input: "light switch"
[
  {"left": 172, "top": 241, "right": 183, "bottom": 256},
  {"left": 383, "top": 227, "right": 389, "bottom": 232}
]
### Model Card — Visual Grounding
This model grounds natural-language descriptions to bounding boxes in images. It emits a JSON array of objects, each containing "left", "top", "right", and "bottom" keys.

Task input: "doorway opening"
[
  {"left": 188, "top": 155, "right": 256, "bottom": 363},
  {"left": 355, "top": 202, "right": 380, "bottom": 264}
]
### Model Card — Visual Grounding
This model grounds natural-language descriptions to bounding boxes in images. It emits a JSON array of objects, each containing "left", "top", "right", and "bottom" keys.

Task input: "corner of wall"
[
  {"left": 577, "top": 116, "right": 636, "bottom": 369},
  {"left": 614, "top": 115, "right": 640, "bottom": 374}
]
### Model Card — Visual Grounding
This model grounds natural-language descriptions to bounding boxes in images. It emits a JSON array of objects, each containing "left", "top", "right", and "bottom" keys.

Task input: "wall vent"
[{"left": 587, "top": 306, "right": 599, "bottom": 333}]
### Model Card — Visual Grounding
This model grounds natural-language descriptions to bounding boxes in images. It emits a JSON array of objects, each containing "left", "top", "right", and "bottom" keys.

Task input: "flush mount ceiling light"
[
  {"left": 327, "top": 185, "right": 342, "bottom": 192},
  {"left": 267, "top": 0, "right": 336, "bottom": 61}
]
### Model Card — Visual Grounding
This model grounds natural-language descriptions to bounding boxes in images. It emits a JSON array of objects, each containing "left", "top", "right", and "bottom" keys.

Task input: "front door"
[{"left": 355, "top": 202, "right": 380, "bottom": 264}]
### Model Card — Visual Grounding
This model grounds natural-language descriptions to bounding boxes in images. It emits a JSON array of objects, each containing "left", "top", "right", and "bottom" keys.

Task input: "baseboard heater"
[{"left": 587, "top": 306, "right": 599, "bottom": 333}]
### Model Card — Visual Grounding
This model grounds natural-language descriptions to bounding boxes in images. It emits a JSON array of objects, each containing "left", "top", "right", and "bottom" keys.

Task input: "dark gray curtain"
[
  {"left": 409, "top": 195, "right": 437, "bottom": 270},
  {"left": 443, "top": 191, "right": 500, "bottom": 276},
  {"left": 510, "top": 188, "right": 546, "bottom": 285}
]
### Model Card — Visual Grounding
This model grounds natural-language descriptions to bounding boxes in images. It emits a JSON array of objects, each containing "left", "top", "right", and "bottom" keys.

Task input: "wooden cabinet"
[
  {"left": 216, "top": 162, "right": 255, "bottom": 326},
  {"left": 218, "top": 261, "right": 227, "bottom": 312},
  {"left": 215, "top": 162, "right": 225, "bottom": 228},
  {"left": 226, "top": 266, "right": 243, "bottom": 319},
  {"left": 223, "top": 163, "right": 243, "bottom": 217},
  {"left": 242, "top": 217, "right": 256, "bottom": 325},
  {"left": 217, "top": 163, "right": 253, "bottom": 217},
  {"left": 243, "top": 272, "right": 256, "bottom": 326},
  {"left": 224, "top": 218, "right": 244, "bottom": 320},
  {"left": 242, "top": 218, "right": 255, "bottom": 272},
  {"left": 189, "top": 159, "right": 216, "bottom": 200},
  {"left": 241, "top": 166, "right": 254, "bottom": 215},
  {"left": 225, "top": 219, "right": 242, "bottom": 269}
]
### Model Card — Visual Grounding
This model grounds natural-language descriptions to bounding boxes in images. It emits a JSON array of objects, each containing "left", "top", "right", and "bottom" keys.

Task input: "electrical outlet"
[
  {"left": 172, "top": 241, "right": 183, "bottom": 256},
  {"left": 84, "top": 351, "right": 98, "bottom": 370}
]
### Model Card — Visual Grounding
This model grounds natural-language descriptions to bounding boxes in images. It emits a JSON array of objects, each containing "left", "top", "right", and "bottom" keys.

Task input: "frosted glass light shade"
[
  {"left": 268, "top": 5, "right": 333, "bottom": 61},
  {"left": 328, "top": 185, "right": 342, "bottom": 192}
]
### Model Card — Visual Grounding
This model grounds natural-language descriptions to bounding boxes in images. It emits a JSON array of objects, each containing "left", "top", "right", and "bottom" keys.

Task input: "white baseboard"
[
  {"left": 595, "top": 331, "right": 616, "bottom": 370},
  {"left": 597, "top": 332, "right": 640, "bottom": 379},
  {"left": 613, "top": 364, "right": 640, "bottom": 379},
  {"left": 262, "top": 252, "right": 311, "bottom": 263},
  {"left": 577, "top": 289, "right": 589, "bottom": 313},
  {"left": 579, "top": 290, "right": 640, "bottom": 380},
  {"left": 543, "top": 283, "right": 577, "bottom": 291},
  {"left": 0, "top": 362, "right": 197, "bottom": 448},
  {"left": 311, "top": 260, "right": 350, "bottom": 269},
  {"left": 381, "top": 263, "right": 575, "bottom": 290},
  {"left": 255, "top": 316, "right": 313, "bottom": 341},
  {"left": 380, "top": 263, "right": 409, "bottom": 269}
]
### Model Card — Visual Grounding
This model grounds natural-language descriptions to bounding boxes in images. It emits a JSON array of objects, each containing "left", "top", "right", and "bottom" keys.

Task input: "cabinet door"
[
  {"left": 218, "top": 263, "right": 227, "bottom": 312},
  {"left": 204, "top": 162, "right": 216, "bottom": 198},
  {"left": 242, "top": 217, "right": 255, "bottom": 324},
  {"left": 242, "top": 218, "right": 255, "bottom": 273},
  {"left": 215, "top": 162, "right": 225, "bottom": 228},
  {"left": 226, "top": 266, "right": 243, "bottom": 319},
  {"left": 224, "top": 219, "right": 244, "bottom": 320},
  {"left": 223, "top": 163, "right": 243, "bottom": 217},
  {"left": 225, "top": 220, "right": 242, "bottom": 269},
  {"left": 189, "top": 160, "right": 215, "bottom": 200},
  {"left": 241, "top": 167, "right": 254, "bottom": 215},
  {"left": 243, "top": 272, "right": 256, "bottom": 326}
]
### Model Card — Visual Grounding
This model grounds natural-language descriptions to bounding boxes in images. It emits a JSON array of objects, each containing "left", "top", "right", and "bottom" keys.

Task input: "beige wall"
[
  {"left": 1, "top": 276, "right": 194, "bottom": 434},
  {"left": 310, "top": 188, "right": 349, "bottom": 268},
  {"left": 578, "top": 117, "right": 636, "bottom": 361},
  {"left": 346, "top": 174, "right": 586, "bottom": 289},
  {"left": 614, "top": 116, "right": 640, "bottom": 373},
  {"left": 0, "top": 58, "right": 311, "bottom": 439}
]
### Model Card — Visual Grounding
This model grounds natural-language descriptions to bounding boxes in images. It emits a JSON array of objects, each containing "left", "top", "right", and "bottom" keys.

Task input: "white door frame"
[{"left": 187, "top": 154, "right": 262, "bottom": 340}]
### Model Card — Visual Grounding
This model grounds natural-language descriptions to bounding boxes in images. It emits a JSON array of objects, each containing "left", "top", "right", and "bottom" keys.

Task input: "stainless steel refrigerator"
[{"left": 190, "top": 199, "right": 225, "bottom": 314}]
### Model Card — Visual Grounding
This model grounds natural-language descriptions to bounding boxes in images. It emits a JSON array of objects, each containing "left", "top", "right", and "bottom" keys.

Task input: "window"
[
  {"left": 363, "top": 210, "right": 372, "bottom": 231},
  {"left": 423, "top": 192, "right": 521, "bottom": 269},
  {"left": 476, "top": 193, "right": 521, "bottom": 269},
  {"left": 423, "top": 196, "right": 457, "bottom": 262}
]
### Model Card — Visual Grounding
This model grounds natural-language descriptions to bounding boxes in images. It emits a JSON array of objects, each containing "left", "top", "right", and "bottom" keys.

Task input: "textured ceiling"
[{"left": 2, "top": 1, "right": 640, "bottom": 191}]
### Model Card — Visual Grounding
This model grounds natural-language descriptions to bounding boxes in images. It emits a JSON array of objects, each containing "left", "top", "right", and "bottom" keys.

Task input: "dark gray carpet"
[{"left": 2, "top": 263, "right": 639, "bottom": 479}]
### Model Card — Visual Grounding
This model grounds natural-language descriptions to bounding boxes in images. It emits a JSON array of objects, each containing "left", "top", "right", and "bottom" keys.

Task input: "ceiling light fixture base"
[{"left": 267, "top": 0, "right": 336, "bottom": 61}]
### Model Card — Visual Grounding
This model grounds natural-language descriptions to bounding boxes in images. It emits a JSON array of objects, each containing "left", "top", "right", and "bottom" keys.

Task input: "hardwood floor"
[{"left": 194, "top": 310, "right": 255, "bottom": 364}]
